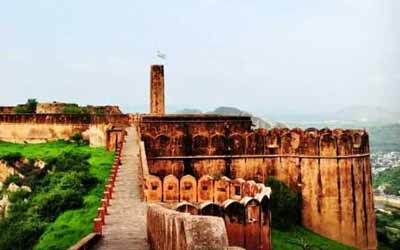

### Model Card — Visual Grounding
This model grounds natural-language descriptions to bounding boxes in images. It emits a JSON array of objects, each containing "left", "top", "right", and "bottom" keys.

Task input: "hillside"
[{"left": 0, "top": 141, "right": 114, "bottom": 250}]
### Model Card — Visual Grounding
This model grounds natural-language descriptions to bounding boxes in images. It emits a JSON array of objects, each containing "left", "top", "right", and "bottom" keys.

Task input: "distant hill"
[
  {"left": 332, "top": 106, "right": 400, "bottom": 123},
  {"left": 175, "top": 108, "right": 203, "bottom": 114},
  {"left": 175, "top": 106, "right": 284, "bottom": 129},
  {"left": 208, "top": 107, "right": 272, "bottom": 129}
]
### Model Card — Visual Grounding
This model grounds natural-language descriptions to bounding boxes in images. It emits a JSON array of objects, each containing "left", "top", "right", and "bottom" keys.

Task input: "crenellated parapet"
[{"left": 144, "top": 174, "right": 271, "bottom": 204}]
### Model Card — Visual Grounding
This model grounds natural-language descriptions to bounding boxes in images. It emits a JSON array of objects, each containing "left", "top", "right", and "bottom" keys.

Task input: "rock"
[
  {"left": 21, "top": 185, "right": 32, "bottom": 192},
  {"left": 7, "top": 183, "right": 20, "bottom": 192}
]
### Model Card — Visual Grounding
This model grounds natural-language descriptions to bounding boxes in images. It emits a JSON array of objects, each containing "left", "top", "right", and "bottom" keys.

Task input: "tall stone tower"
[{"left": 150, "top": 65, "right": 165, "bottom": 115}]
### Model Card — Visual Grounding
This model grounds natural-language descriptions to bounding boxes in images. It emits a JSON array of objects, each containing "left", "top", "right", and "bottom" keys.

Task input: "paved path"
[{"left": 94, "top": 126, "right": 149, "bottom": 250}]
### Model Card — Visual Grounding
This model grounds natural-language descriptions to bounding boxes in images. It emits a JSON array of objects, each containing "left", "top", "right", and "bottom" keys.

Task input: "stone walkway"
[{"left": 94, "top": 126, "right": 149, "bottom": 250}]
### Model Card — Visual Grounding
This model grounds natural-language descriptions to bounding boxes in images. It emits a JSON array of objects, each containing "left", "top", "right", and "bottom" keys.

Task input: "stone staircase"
[{"left": 94, "top": 126, "right": 149, "bottom": 250}]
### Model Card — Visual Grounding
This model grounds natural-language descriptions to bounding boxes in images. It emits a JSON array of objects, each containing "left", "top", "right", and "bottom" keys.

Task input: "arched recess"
[
  {"left": 192, "top": 134, "right": 209, "bottom": 155},
  {"left": 229, "top": 133, "right": 245, "bottom": 155},
  {"left": 211, "top": 134, "right": 226, "bottom": 155},
  {"left": 154, "top": 134, "right": 171, "bottom": 156}
]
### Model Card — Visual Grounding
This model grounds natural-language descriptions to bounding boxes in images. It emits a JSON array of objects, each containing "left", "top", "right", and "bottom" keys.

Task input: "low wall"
[
  {"left": 147, "top": 203, "right": 243, "bottom": 250},
  {"left": 0, "top": 114, "right": 129, "bottom": 148}
]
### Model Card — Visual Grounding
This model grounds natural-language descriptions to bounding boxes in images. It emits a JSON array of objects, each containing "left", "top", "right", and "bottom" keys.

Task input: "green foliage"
[
  {"left": 272, "top": 225, "right": 357, "bottom": 250},
  {"left": 14, "top": 99, "right": 38, "bottom": 114},
  {"left": 35, "top": 189, "right": 83, "bottom": 221},
  {"left": 266, "top": 177, "right": 301, "bottom": 230},
  {"left": 287, "top": 234, "right": 326, "bottom": 250},
  {"left": 94, "top": 107, "right": 106, "bottom": 115},
  {"left": 62, "top": 104, "right": 89, "bottom": 114},
  {"left": 0, "top": 141, "right": 114, "bottom": 250},
  {"left": 0, "top": 217, "right": 46, "bottom": 250},
  {"left": 2, "top": 152, "right": 22, "bottom": 166},
  {"left": 47, "top": 150, "right": 91, "bottom": 172},
  {"left": 376, "top": 209, "right": 400, "bottom": 249},
  {"left": 374, "top": 166, "right": 400, "bottom": 195},
  {"left": 70, "top": 132, "right": 88, "bottom": 145},
  {"left": 8, "top": 189, "right": 31, "bottom": 203}
]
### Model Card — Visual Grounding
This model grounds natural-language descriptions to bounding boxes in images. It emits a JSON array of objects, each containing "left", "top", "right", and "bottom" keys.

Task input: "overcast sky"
[{"left": 0, "top": 0, "right": 399, "bottom": 115}]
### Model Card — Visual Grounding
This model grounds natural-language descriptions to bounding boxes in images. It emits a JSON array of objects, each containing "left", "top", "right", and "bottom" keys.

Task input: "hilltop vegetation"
[{"left": 0, "top": 141, "right": 113, "bottom": 250}]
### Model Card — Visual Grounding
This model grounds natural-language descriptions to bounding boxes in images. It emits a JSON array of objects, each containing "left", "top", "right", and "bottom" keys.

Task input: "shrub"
[
  {"left": 266, "top": 177, "right": 301, "bottom": 230},
  {"left": 2, "top": 152, "right": 22, "bottom": 166},
  {"left": 36, "top": 189, "right": 83, "bottom": 221},
  {"left": 47, "top": 150, "right": 91, "bottom": 173},
  {"left": 57, "top": 171, "right": 97, "bottom": 193},
  {"left": 8, "top": 189, "right": 31, "bottom": 203},
  {"left": 0, "top": 218, "right": 46, "bottom": 250},
  {"left": 14, "top": 99, "right": 37, "bottom": 114},
  {"left": 70, "top": 133, "right": 88, "bottom": 145},
  {"left": 62, "top": 104, "right": 89, "bottom": 114}
]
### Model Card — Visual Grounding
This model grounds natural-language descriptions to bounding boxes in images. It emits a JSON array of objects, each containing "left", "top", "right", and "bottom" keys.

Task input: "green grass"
[
  {"left": 0, "top": 140, "right": 114, "bottom": 250},
  {"left": 272, "top": 226, "right": 358, "bottom": 250}
]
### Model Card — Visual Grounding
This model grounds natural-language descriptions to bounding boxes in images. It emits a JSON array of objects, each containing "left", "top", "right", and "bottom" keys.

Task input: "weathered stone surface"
[
  {"left": 0, "top": 114, "right": 129, "bottom": 148},
  {"left": 150, "top": 65, "right": 165, "bottom": 115},
  {"left": 147, "top": 203, "right": 230, "bottom": 250}
]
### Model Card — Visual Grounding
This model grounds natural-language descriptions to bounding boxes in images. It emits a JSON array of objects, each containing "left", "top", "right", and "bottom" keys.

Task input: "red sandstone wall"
[
  {"left": 140, "top": 116, "right": 377, "bottom": 250},
  {"left": 147, "top": 204, "right": 233, "bottom": 250},
  {"left": 0, "top": 114, "right": 129, "bottom": 149}
]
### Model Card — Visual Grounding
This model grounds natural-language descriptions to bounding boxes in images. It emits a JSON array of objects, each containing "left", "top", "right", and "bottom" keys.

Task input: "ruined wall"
[
  {"left": 145, "top": 175, "right": 272, "bottom": 250},
  {"left": 0, "top": 114, "right": 129, "bottom": 148},
  {"left": 140, "top": 116, "right": 377, "bottom": 250},
  {"left": 147, "top": 203, "right": 238, "bottom": 250}
]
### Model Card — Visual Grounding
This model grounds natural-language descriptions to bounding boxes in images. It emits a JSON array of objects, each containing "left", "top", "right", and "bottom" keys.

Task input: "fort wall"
[
  {"left": 0, "top": 114, "right": 129, "bottom": 149},
  {"left": 140, "top": 115, "right": 377, "bottom": 250}
]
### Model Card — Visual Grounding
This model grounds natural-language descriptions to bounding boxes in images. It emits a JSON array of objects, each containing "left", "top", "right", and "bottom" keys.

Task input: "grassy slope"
[
  {"left": 272, "top": 226, "right": 358, "bottom": 250},
  {"left": 0, "top": 141, "right": 114, "bottom": 250}
]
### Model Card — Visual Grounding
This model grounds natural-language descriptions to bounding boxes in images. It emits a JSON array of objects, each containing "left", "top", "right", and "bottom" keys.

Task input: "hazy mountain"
[
  {"left": 175, "top": 106, "right": 273, "bottom": 129},
  {"left": 208, "top": 107, "right": 271, "bottom": 129},
  {"left": 175, "top": 108, "right": 203, "bottom": 114},
  {"left": 330, "top": 106, "right": 400, "bottom": 124}
]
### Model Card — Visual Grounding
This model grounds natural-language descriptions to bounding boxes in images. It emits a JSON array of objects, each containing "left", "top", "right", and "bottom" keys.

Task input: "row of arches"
[
  {"left": 142, "top": 128, "right": 370, "bottom": 157},
  {"left": 144, "top": 174, "right": 271, "bottom": 205}
]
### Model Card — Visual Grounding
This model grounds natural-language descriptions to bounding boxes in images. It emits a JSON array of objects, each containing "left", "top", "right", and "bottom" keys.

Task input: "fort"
[{"left": 0, "top": 65, "right": 377, "bottom": 250}]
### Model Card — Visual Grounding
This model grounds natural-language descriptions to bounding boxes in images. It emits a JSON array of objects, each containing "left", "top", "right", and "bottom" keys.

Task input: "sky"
[{"left": 0, "top": 0, "right": 399, "bottom": 116}]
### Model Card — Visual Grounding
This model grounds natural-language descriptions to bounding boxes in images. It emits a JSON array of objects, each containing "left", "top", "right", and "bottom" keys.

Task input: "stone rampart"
[
  {"left": 140, "top": 116, "right": 377, "bottom": 250},
  {"left": 0, "top": 114, "right": 129, "bottom": 148}
]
